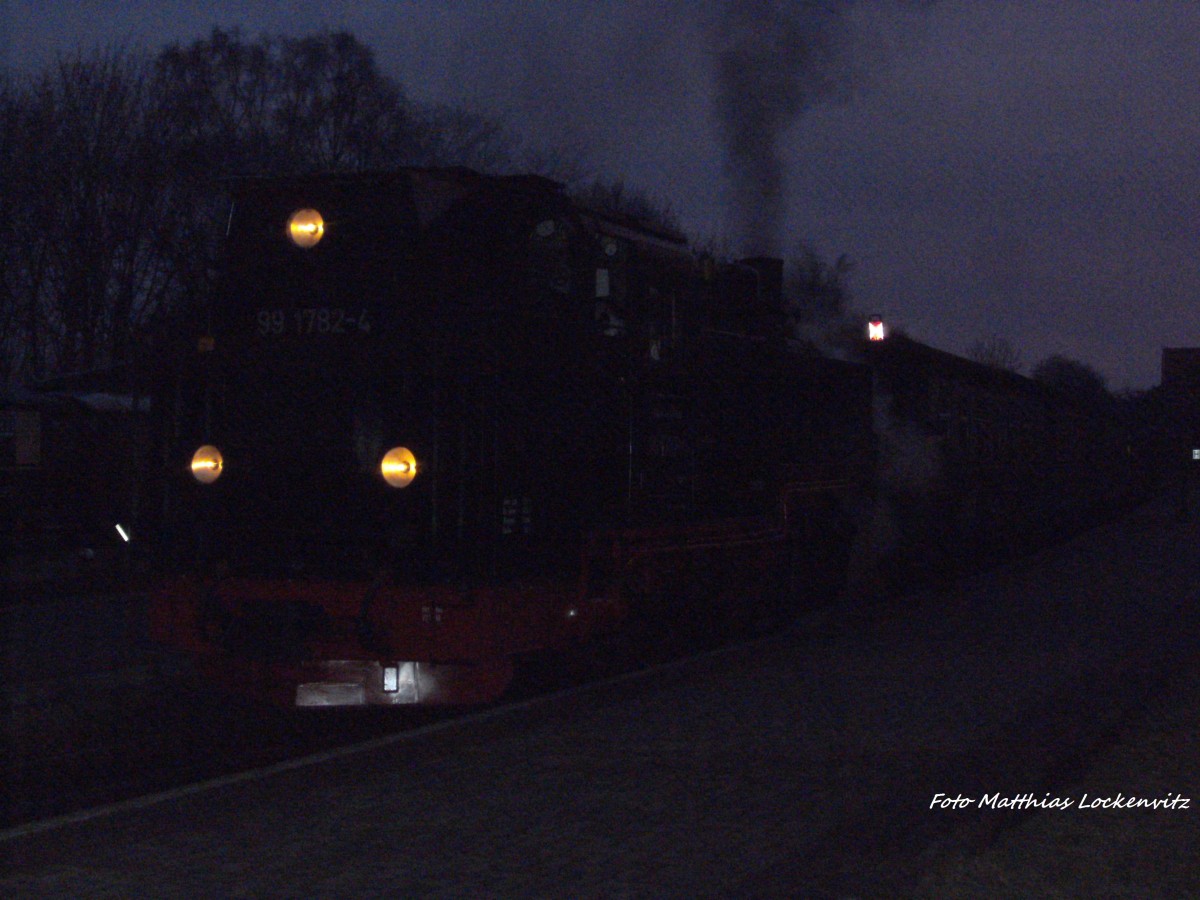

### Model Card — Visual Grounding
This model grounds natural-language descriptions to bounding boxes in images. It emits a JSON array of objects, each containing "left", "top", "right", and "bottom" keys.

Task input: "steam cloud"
[{"left": 712, "top": 1, "right": 852, "bottom": 256}]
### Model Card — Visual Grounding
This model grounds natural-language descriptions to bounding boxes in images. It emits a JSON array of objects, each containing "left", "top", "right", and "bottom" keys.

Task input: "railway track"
[
  {"left": 5, "top": 500, "right": 1194, "bottom": 849},
  {"left": 1, "top": 604, "right": 1173, "bottom": 848},
  {"left": 1, "top": 610, "right": 736, "bottom": 832},
  {"left": 2, "top": 663, "right": 448, "bottom": 829}
]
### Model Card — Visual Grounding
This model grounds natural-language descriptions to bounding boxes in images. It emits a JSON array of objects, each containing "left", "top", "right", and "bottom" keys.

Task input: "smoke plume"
[{"left": 712, "top": 1, "right": 852, "bottom": 256}]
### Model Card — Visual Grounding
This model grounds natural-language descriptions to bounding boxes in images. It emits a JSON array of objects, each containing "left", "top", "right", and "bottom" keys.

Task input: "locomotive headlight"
[
  {"left": 191, "top": 445, "right": 224, "bottom": 484},
  {"left": 287, "top": 208, "right": 325, "bottom": 248},
  {"left": 380, "top": 446, "right": 418, "bottom": 488}
]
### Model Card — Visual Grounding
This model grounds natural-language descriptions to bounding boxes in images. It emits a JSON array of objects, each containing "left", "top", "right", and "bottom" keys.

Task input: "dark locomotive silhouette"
[
  {"left": 146, "top": 169, "right": 873, "bottom": 704},
  {"left": 134, "top": 167, "right": 1141, "bottom": 706}
]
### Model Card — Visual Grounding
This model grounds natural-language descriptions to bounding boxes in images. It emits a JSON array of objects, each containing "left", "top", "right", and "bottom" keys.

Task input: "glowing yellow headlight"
[
  {"left": 380, "top": 446, "right": 418, "bottom": 488},
  {"left": 191, "top": 445, "right": 224, "bottom": 484},
  {"left": 287, "top": 208, "right": 325, "bottom": 248}
]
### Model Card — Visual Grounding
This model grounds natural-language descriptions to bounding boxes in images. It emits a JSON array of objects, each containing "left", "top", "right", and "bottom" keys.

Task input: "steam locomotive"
[{"left": 147, "top": 168, "right": 875, "bottom": 706}]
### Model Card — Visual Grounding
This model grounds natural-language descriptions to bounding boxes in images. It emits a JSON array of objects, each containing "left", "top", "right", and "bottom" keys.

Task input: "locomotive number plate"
[{"left": 256, "top": 308, "right": 372, "bottom": 336}]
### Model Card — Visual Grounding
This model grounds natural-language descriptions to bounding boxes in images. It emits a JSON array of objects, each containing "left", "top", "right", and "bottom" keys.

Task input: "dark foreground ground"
[
  {"left": 915, "top": 653, "right": 1200, "bottom": 897},
  {"left": 2, "top": 497, "right": 1199, "bottom": 897}
]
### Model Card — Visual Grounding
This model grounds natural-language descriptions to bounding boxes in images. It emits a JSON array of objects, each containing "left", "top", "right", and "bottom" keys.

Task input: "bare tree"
[
  {"left": 273, "top": 31, "right": 414, "bottom": 171},
  {"left": 408, "top": 103, "right": 521, "bottom": 172},
  {"left": 153, "top": 28, "right": 416, "bottom": 175},
  {"left": 145, "top": 28, "right": 427, "bottom": 348},
  {"left": 152, "top": 28, "right": 281, "bottom": 175},
  {"left": 0, "top": 74, "right": 61, "bottom": 382},
  {"left": 786, "top": 243, "right": 853, "bottom": 323},
  {"left": 406, "top": 100, "right": 589, "bottom": 187},
  {"left": 0, "top": 27, "right": 653, "bottom": 383},
  {"left": 0, "top": 77, "right": 42, "bottom": 381},
  {"left": 574, "top": 177, "right": 684, "bottom": 236},
  {"left": 967, "top": 335, "right": 1022, "bottom": 373},
  {"left": 1032, "top": 354, "right": 1112, "bottom": 407},
  {"left": 0, "top": 48, "right": 182, "bottom": 381}
]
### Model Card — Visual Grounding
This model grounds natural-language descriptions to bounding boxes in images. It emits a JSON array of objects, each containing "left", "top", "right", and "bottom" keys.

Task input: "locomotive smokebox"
[{"left": 738, "top": 256, "right": 784, "bottom": 312}]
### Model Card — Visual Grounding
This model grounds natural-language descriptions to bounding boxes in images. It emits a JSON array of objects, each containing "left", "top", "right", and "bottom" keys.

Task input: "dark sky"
[{"left": 6, "top": 1, "right": 1200, "bottom": 390}]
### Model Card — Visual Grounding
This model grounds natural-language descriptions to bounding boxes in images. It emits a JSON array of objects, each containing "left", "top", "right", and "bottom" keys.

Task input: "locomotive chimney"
[{"left": 738, "top": 256, "right": 784, "bottom": 311}]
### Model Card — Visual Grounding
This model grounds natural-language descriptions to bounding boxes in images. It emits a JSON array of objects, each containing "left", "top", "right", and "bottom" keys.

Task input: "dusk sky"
[{"left": 5, "top": 1, "right": 1200, "bottom": 390}]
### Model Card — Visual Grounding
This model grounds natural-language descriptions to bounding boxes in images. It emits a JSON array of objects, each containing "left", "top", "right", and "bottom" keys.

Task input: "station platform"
[{"left": 3, "top": 499, "right": 1199, "bottom": 897}]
